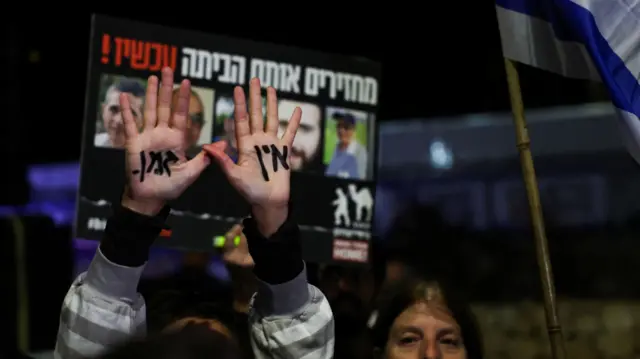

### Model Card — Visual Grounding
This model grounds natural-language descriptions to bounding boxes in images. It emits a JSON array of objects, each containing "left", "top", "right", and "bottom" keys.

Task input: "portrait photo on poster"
[
  {"left": 94, "top": 74, "right": 147, "bottom": 150},
  {"left": 213, "top": 94, "right": 266, "bottom": 163},
  {"left": 172, "top": 85, "right": 215, "bottom": 159},
  {"left": 323, "top": 107, "right": 374, "bottom": 180},
  {"left": 276, "top": 99, "right": 323, "bottom": 173}
]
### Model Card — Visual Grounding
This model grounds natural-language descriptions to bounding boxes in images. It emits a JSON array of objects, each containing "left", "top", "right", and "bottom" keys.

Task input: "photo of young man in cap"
[{"left": 325, "top": 110, "right": 369, "bottom": 180}]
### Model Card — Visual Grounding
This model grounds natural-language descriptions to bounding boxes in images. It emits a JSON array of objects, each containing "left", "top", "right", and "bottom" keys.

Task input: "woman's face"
[{"left": 385, "top": 302, "right": 466, "bottom": 359}]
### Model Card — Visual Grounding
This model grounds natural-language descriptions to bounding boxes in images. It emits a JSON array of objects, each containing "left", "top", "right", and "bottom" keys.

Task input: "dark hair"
[
  {"left": 369, "top": 277, "right": 483, "bottom": 359},
  {"left": 145, "top": 289, "right": 254, "bottom": 359},
  {"left": 99, "top": 323, "right": 241, "bottom": 359},
  {"left": 114, "top": 79, "right": 145, "bottom": 98},
  {"left": 332, "top": 112, "right": 356, "bottom": 126},
  {"left": 146, "top": 289, "right": 235, "bottom": 333}
]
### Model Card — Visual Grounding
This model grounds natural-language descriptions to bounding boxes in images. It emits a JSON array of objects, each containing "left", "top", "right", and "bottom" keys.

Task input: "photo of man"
[
  {"left": 172, "top": 86, "right": 215, "bottom": 159},
  {"left": 324, "top": 107, "right": 372, "bottom": 180},
  {"left": 277, "top": 100, "right": 322, "bottom": 172},
  {"left": 214, "top": 95, "right": 266, "bottom": 163},
  {"left": 94, "top": 75, "right": 146, "bottom": 149}
]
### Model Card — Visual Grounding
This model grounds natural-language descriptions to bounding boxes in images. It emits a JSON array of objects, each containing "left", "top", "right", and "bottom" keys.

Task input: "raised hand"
[
  {"left": 218, "top": 224, "right": 254, "bottom": 268},
  {"left": 203, "top": 78, "right": 301, "bottom": 234},
  {"left": 121, "top": 68, "right": 221, "bottom": 213}
]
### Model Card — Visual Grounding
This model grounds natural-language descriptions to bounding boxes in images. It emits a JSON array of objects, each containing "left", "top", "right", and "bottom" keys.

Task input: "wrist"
[
  {"left": 121, "top": 190, "right": 165, "bottom": 217},
  {"left": 251, "top": 204, "right": 288, "bottom": 238}
]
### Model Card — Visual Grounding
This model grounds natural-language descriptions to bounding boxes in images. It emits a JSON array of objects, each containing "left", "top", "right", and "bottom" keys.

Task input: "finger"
[
  {"left": 119, "top": 93, "right": 140, "bottom": 141},
  {"left": 171, "top": 80, "right": 191, "bottom": 132},
  {"left": 281, "top": 106, "right": 302, "bottom": 146},
  {"left": 143, "top": 75, "right": 158, "bottom": 130},
  {"left": 233, "top": 86, "right": 251, "bottom": 146},
  {"left": 224, "top": 224, "right": 243, "bottom": 249},
  {"left": 225, "top": 224, "right": 243, "bottom": 239},
  {"left": 157, "top": 67, "right": 174, "bottom": 127},
  {"left": 203, "top": 143, "right": 236, "bottom": 176},
  {"left": 265, "top": 87, "right": 279, "bottom": 136},
  {"left": 249, "top": 78, "right": 264, "bottom": 133},
  {"left": 181, "top": 151, "right": 211, "bottom": 187},
  {"left": 203, "top": 140, "right": 227, "bottom": 153}
]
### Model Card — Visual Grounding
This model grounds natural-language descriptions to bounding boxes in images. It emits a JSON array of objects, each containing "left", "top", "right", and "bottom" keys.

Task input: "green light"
[{"left": 213, "top": 236, "right": 225, "bottom": 248}]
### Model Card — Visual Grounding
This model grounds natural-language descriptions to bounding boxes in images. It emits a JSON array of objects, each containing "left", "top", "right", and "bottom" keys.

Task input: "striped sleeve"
[
  {"left": 249, "top": 266, "right": 335, "bottom": 359},
  {"left": 54, "top": 248, "right": 147, "bottom": 359}
]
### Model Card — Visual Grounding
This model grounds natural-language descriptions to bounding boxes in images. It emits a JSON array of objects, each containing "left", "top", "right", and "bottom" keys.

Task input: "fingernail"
[{"left": 233, "top": 236, "right": 241, "bottom": 246}]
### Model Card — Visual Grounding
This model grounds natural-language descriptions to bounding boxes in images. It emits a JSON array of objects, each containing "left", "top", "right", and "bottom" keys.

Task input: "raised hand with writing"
[
  {"left": 120, "top": 67, "right": 220, "bottom": 212},
  {"left": 204, "top": 78, "right": 301, "bottom": 235}
]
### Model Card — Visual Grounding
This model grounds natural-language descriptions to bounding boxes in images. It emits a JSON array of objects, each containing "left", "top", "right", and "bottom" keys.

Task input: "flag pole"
[{"left": 503, "top": 58, "right": 567, "bottom": 359}]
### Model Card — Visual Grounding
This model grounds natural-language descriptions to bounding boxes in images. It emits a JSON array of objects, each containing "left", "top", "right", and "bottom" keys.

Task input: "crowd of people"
[{"left": 53, "top": 68, "right": 483, "bottom": 359}]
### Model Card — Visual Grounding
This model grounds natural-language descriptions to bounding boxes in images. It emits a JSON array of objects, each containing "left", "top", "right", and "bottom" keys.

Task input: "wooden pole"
[{"left": 503, "top": 58, "right": 567, "bottom": 359}]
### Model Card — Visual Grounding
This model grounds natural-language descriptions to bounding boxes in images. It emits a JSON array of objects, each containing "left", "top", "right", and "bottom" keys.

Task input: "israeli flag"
[{"left": 496, "top": 0, "right": 640, "bottom": 162}]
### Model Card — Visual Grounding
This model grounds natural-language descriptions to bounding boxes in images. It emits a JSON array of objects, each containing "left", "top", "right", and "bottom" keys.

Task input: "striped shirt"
[{"left": 53, "top": 248, "right": 334, "bottom": 359}]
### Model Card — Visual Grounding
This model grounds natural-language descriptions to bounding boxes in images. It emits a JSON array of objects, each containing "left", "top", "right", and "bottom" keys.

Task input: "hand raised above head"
[
  {"left": 204, "top": 78, "right": 301, "bottom": 208},
  {"left": 121, "top": 67, "right": 221, "bottom": 214},
  {"left": 203, "top": 78, "right": 301, "bottom": 235}
]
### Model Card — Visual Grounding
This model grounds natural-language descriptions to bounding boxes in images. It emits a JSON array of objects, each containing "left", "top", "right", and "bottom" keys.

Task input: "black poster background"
[{"left": 75, "top": 15, "right": 381, "bottom": 264}]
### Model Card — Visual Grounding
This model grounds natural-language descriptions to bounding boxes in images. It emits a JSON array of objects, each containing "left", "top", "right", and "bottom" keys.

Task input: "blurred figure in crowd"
[
  {"left": 325, "top": 112, "right": 368, "bottom": 179},
  {"left": 369, "top": 277, "right": 483, "bottom": 359},
  {"left": 382, "top": 204, "right": 452, "bottom": 284},
  {"left": 145, "top": 225, "right": 256, "bottom": 359},
  {"left": 172, "top": 89, "right": 205, "bottom": 158},
  {"left": 277, "top": 100, "right": 322, "bottom": 171},
  {"left": 98, "top": 324, "right": 241, "bottom": 359},
  {"left": 95, "top": 79, "right": 145, "bottom": 148},
  {"left": 318, "top": 256, "right": 383, "bottom": 359}
]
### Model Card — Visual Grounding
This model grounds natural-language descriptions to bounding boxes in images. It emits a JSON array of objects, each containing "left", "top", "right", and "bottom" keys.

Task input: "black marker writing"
[
  {"left": 132, "top": 151, "right": 147, "bottom": 182},
  {"left": 270, "top": 145, "right": 289, "bottom": 172},
  {"left": 254, "top": 144, "right": 290, "bottom": 182},
  {"left": 254, "top": 146, "right": 270, "bottom": 181},
  {"left": 131, "top": 151, "right": 179, "bottom": 182}
]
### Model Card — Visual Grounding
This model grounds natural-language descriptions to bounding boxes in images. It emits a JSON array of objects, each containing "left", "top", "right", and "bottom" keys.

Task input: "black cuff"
[
  {"left": 99, "top": 202, "right": 170, "bottom": 267},
  {"left": 243, "top": 212, "right": 303, "bottom": 285}
]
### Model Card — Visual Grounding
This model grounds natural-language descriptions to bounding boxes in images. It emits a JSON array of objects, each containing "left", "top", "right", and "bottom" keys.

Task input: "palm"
[
  {"left": 204, "top": 79, "right": 301, "bottom": 208},
  {"left": 233, "top": 132, "right": 290, "bottom": 206},
  {"left": 120, "top": 68, "right": 212, "bottom": 202}
]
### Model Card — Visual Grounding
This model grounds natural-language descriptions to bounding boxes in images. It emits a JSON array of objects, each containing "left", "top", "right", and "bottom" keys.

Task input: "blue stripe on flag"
[{"left": 497, "top": 0, "right": 640, "bottom": 125}]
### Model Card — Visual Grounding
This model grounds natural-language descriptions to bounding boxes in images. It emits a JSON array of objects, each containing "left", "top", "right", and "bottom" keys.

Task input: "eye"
[
  {"left": 439, "top": 336, "right": 462, "bottom": 348},
  {"left": 398, "top": 336, "right": 420, "bottom": 346}
]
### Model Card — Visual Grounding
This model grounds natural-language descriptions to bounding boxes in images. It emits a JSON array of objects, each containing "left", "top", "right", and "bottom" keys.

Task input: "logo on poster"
[
  {"left": 332, "top": 184, "right": 373, "bottom": 239},
  {"left": 333, "top": 239, "right": 368, "bottom": 263}
]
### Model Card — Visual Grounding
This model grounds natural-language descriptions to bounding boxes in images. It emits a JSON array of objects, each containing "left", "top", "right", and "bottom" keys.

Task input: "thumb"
[
  {"left": 223, "top": 224, "right": 243, "bottom": 251},
  {"left": 181, "top": 151, "right": 211, "bottom": 186},
  {"left": 203, "top": 143, "right": 236, "bottom": 175}
]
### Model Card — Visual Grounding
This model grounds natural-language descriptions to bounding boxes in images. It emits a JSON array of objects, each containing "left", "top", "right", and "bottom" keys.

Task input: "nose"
[{"left": 423, "top": 341, "right": 441, "bottom": 359}]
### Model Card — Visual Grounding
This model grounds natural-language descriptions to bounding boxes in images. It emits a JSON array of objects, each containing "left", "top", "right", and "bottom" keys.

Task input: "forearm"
[
  {"left": 245, "top": 207, "right": 335, "bottom": 359},
  {"left": 55, "top": 197, "right": 168, "bottom": 359}
]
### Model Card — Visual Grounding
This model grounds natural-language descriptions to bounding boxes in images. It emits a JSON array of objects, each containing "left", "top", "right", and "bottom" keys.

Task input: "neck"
[{"left": 339, "top": 141, "right": 350, "bottom": 150}]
